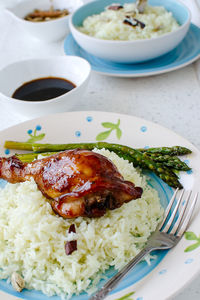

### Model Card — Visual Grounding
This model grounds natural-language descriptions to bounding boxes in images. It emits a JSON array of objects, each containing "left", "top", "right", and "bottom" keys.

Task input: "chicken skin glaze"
[{"left": 0, "top": 149, "right": 143, "bottom": 218}]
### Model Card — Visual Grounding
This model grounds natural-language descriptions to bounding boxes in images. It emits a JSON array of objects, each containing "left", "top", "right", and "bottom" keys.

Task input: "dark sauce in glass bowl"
[{"left": 12, "top": 77, "right": 76, "bottom": 102}]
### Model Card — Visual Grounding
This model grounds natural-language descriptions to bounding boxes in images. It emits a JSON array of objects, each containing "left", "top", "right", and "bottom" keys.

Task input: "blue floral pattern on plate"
[
  {"left": 4, "top": 149, "right": 10, "bottom": 155},
  {"left": 185, "top": 258, "right": 194, "bottom": 264},
  {"left": 140, "top": 126, "right": 147, "bottom": 133},
  {"left": 158, "top": 269, "right": 167, "bottom": 275},
  {"left": 86, "top": 116, "right": 93, "bottom": 122},
  {"left": 75, "top": 130, "right": 81, "bottom": 137}
]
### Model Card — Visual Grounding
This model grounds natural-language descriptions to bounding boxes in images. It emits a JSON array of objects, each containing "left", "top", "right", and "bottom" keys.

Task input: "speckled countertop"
[{"left": 0, "top": 0, "right": 200, "bottom": 299}]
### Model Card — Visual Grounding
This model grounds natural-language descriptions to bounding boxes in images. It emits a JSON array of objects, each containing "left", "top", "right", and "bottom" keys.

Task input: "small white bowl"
[
  {"left": 69, "top": 0, "right": 191, "bottom": 63},
  {"left": 4, "top": 0, "right": 83, "bottom": 42},
  {"left": 0, "top": 56, "right": 91, "bottom": 118}
]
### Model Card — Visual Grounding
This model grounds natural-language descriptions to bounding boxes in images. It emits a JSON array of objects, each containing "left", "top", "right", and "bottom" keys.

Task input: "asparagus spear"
[
  {"left": 16, "top": 150, "right": 190, "bottom": 171},
  {"left": 143, "top": 153, "right": 191, "bottom": 171},
  {"left": 15, "top": 153, "right": 38, "bottom": 163},
  {"left": 4, "top": 141, "right": 33, "bottom": 151},
  {"left": 15, "top": 152, "right": 58, "bottom": 163},
  {"left": 4, "top": 141, "right": 192, "bottom": 156},
  {"left": 111, "top": 150, "right": 182, "bottom": 188},
  {"left": 11, "top": 141, "right": 183, "bottom": 189},
  {"left": 138, "top": 146, "right": 192, "bottom": 156},
  {"left": 156, "top": 159, "right": 190, "bottom": 171}
]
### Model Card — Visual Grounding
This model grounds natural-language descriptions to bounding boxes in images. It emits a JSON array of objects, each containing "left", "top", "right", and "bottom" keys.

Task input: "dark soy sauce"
[{"left": 12, "top": 77, "right": 76, "bottom": 101}]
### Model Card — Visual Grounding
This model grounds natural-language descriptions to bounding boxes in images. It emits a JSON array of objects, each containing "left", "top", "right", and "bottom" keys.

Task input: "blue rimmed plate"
[
  {"left": 0, "top": 111, "right": 200, "bottom": 300},
  {"left": 64, "top": 23, "right": 200, "bottom": 77}
]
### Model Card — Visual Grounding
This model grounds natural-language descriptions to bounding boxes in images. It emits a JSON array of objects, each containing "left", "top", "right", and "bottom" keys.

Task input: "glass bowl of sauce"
[{"left": 0, "top": 56, "right": 91, "bottom": 118}]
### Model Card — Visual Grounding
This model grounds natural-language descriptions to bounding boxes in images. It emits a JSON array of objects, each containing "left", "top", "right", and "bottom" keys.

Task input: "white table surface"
[{"left": 0, "top": 0, "right": 200, "bottom": 299}]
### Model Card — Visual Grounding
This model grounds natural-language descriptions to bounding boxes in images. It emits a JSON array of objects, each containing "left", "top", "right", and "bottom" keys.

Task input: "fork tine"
[
  {"left": 161, "top": 189, "right": 184, "bottom": 232},
  {"left": 170, "top": 191, "right": 191, "bottom": 235},
  {"left": 177, "top": 192, "right": 198, "bottom": 237},
  {"left": 158, "top": 188, "right": 179, "bottom": 230}
]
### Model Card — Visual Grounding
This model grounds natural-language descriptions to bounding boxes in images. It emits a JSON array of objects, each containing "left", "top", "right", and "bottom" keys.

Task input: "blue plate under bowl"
[{"left": 64, "top": 23, "right": 200, "bottom": 77}]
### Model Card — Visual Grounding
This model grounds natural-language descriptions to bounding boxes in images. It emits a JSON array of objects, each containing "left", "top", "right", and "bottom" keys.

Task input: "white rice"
[
  {"left": 0, "top": 149, "right": 163, "bottom": 299},
  {"left": 78, "top": 3, "right": 180, "bottom": 40}
]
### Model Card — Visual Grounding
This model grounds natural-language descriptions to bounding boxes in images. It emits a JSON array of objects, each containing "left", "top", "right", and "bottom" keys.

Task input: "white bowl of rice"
[{"left": 69, "top": 0, "right": 191, "bottom": 63}]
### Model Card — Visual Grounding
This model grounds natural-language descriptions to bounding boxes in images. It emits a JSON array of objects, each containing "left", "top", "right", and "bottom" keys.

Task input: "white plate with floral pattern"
[{"left": 0, "top": 111, "right": 200, "bottom": 300}]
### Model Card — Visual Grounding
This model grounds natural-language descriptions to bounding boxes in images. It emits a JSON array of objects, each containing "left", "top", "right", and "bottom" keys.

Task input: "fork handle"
[{"left": 89, "top": 246, "right": 152, "bottom": 300}]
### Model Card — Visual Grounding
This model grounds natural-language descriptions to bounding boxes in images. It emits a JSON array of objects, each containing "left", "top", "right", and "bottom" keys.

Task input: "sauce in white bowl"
[
  {"left": 12, "top": 77, "right": 76, "bottom": 102},
  {"left": 0, "top": 56, "right": 91, "bottom": 118}
]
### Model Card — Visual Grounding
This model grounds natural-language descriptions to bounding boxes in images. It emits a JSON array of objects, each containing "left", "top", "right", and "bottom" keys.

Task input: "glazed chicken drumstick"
[{"left": 0, "top": 149, "right": 143, "bottom": 218}]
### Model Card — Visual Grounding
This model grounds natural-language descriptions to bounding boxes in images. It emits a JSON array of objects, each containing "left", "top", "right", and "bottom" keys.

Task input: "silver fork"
[{"left": 90, "top": 189, "right": 198, "bottom": 300}]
